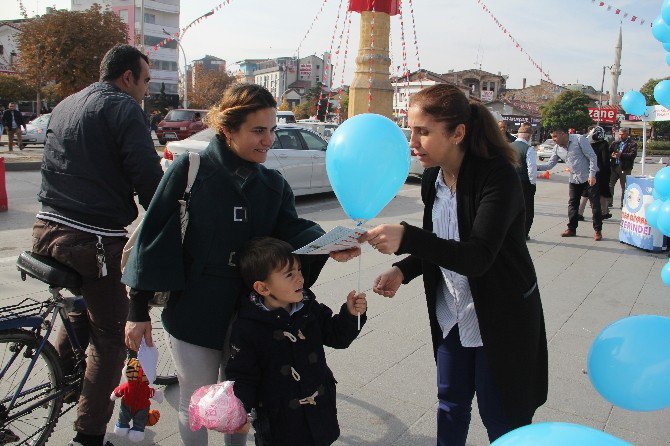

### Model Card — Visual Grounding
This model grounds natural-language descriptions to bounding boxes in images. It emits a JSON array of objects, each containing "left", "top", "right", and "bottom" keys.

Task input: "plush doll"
[{"left": 110, "top": 358, "right": 164, "bottom": 442}]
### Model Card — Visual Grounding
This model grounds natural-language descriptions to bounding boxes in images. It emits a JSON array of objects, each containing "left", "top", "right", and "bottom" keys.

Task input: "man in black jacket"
[
  {"left": 31, "top": 44, "right": 162, "bottom": 446},
  {"left": 2, "top": 102, "right": 26, "bottom": 151},
  {"left": 608, "top": 128, "right": 637, "bottom": 209}
]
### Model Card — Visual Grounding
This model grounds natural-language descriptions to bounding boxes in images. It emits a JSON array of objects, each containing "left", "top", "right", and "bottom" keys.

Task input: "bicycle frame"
[{"left": 0, "top": 286, "right": 86, "bottom": 424}]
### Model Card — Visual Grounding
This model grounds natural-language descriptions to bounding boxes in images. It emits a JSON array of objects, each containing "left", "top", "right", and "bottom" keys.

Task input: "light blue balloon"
[
  {"left": 663, "top": 0, "right": 670, "bottom": 27},
  {"left": 654, "top": 166, "right": 670, "bottom": 198},
  {"left": 652, "top": 15, "right": 670, "bottom": 43},
  {"left": 588, "top": 315, "right": 670, "bottom": 412},
  {"left": 658, "top": 201, "right": 670, "bottom": 237},
  {"left": 664, "top": 41, "right": 670, "bottom": 51},
  {"left": 620, "top": 90, "right": 646, "bottom": 116},
  {"left": 662, "top": 260, "right": 670, "bottom": 286},
  {"left": 645, "top": 199, "right": 662, "bottom": 229},
  {"left": 653, "top": 188, "right": 664, "bottom": 200},
  {"left": 492, "top": 422, "right": 631, "bottom": 446},
  {"left": 326, "top": 113, "right": 410, "bottom": 222},
  {"left": 655, "top": 80, "right": 670, "bottom": 109}
]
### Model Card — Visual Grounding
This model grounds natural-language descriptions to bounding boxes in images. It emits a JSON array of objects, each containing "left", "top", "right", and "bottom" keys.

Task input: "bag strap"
[{"left": 183, "top": 152, "right": 200, "bottom": 200}]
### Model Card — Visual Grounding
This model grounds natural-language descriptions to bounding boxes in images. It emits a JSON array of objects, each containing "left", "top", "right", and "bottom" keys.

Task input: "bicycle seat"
[{"left": 16, "top": 251, "right": 82, "bottom": 290}]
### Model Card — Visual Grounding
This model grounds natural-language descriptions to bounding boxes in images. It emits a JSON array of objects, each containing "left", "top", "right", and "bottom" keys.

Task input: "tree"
[
  {"left": 16, "top": 5, "right": 128, "bottom": 98},
  {"left": 640, "top": 77, "right": 670, "bottom": 135},
  {"left": 188, "top": 65, "right": 236, "bottom": 109},
  {"left": 0, "top": 74, "right": 34, "bottom": 101},
  {"left": 540, "top": 90, "right": 593, "bottom": 132}
]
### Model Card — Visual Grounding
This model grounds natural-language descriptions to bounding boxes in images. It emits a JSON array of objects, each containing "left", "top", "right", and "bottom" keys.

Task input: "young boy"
[{"left": 226, "top": 237, "right": 367, "bottom": 446}]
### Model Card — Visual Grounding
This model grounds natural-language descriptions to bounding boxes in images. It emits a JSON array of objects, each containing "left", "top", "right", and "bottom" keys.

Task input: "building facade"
[
  {"left": 441, "top": 69, "right": 508, "bottom": 103},
  {"left": 0, "top": 20, "right": 24, "bottom": 74},
  {"left": 71, "top": 0, "right": 180, "bottom": 102}
]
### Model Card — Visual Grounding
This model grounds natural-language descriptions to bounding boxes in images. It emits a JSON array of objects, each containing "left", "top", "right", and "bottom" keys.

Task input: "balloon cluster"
[
  {"left": 621, "top": 1, "right": 670, "bottom": 115},
  {"left": 644, "top": 166, "right": 670, "bottom": 285}
]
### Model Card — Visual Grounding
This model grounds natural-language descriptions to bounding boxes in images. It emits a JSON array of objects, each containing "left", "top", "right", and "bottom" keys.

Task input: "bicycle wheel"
[
  {"left": 150, "top": 307, "right": 178, "bottom": 385},
  {"left": 0, "top": 329, "right": 64, "bottom": 446}
]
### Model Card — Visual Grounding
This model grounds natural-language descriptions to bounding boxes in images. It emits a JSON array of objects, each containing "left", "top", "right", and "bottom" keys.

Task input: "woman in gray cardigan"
[
  {"left": 360, "top": 84, "right": 548, "bottom": 445},
  {"left": 122, "top": 84, "right": 358, "bottom": 446}
]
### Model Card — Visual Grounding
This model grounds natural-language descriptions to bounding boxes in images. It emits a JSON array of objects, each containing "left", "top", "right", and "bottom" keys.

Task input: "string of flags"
[
  {"left": 590, "top": 0, "right": 652, "bottom": 27},
  {"left": 475, "top": 0, "right": 553, "bottom": 83},
  {"left": 146, "top": 0, "right": 236, "bottom": 54},
  {"left": 296, "top": 0, "right": 330, "bottom": 57}
]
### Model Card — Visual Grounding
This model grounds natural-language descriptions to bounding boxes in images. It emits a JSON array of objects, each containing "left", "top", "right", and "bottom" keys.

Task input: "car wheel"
[{"left": 158, "top": 139, "right": 166, "bottom": 145}]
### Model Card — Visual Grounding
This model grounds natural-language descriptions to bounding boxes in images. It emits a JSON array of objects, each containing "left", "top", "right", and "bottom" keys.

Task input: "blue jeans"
[
  {"left": 436, "top": 326, "right": 512, "bottom": 446},
  {"left": 117, "top": 404, "right": 149, "bottom": 432}
]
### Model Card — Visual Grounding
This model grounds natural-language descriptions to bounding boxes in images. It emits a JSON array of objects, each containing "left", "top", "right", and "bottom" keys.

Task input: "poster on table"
[{"left": 619, "top": 176, "right": 667, "bottom": 252}]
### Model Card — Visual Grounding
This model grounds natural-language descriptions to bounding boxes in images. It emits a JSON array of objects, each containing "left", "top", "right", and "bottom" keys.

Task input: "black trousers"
[
  {"left": 521, "top": 181, "right": 536, "bottom": 238},
  {"left": 568, "top": 182, "right": 602, "bottom": 232}
]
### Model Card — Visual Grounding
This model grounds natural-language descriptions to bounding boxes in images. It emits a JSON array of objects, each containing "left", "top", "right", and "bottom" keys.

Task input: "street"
[{"left": 0, "top": 164, "right": 669, "bottom": 445}]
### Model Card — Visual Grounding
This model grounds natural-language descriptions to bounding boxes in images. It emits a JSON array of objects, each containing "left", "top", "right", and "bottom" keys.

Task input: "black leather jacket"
[{"left": 38, "top": 82, "right": 162, "bottom": 230}]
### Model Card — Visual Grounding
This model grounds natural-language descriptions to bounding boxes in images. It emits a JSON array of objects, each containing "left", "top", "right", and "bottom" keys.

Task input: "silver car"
[
  {"left": 17, "top": 113, "right": 51, "bottom": 146},
  {"left": 161, "top": 125, "right": 332, "bottom": 196},
  {"left": 404, "top": 128, "right": 425, "bottom": 179},
  {"left": 537, "top": 138, "right": 565, "bottom": 162}
]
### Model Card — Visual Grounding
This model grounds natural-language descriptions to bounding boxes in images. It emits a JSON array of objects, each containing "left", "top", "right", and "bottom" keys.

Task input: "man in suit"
[
  {"left": 511, "top": 122, "right": 537, "bottom": 240},
  {"left": 2, "top": 102, "right": 27, "bottom": 151},
  {"left": 608, "top": 128, "right": 637, "bottom": 209}
]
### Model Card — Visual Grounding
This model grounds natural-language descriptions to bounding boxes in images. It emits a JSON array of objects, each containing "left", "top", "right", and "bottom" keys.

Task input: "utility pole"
[{"left": 140, "top": 0, "right": 145, "bottom": 51}]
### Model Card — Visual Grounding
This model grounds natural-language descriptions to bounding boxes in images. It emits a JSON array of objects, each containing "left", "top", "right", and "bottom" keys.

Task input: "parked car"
[
  {"left": 162, "top": 125, "right": 332, "bottom": 196},
  {"left": 403, "top": 128, "right": 425, "bottom": 179},
  {"left": 537, "top": 139, "right": 565, "bottom": 162},
  {"left": 17, "top": 113, "right": 51, "bottom": 146},
  {"left": 277, "top": 111, "right": 296, "bottom": 124},
  {"left": 295, "top": 119, "right": 338, "bottom": 141},
  {"left": 155, "top": 109, "right": 208, "bottom": 145}
]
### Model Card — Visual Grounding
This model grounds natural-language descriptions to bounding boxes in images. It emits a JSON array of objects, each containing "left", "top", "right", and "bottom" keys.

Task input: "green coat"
[{"left": 122, "top": 136, "right": 327, "bottom": 349}]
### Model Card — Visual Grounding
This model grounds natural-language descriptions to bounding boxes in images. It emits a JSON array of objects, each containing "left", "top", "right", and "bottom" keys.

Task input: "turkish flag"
[{"left": 349, "top": 0, "right": 400, "bottom": 15}]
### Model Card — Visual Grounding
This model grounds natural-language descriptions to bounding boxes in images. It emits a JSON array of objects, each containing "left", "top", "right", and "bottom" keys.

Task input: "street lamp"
[
  {"left": 598, "top": 65, "right": 613, "bottom": 126},
  {"left": 163, "top": 11, "right": 213, "bottom": 109}
]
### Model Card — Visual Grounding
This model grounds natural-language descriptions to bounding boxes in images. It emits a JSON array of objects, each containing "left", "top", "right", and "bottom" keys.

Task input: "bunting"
[
  {"left": 475, "top": 0, "right": 553, "bottom": 83},
  {"left": 146, "top": 0, "right": 236, "bottom": 54},
  {"left": 590, "top": 0, "right": 652, "bottom": 27},
  {"left": 296, "top": 0, "right": 330, "bottom": 57}
]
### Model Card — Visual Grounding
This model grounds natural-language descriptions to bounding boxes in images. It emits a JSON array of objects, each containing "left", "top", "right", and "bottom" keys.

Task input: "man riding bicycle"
[{"left": 31, "top": 44, "right": 162, "bottom": 446}]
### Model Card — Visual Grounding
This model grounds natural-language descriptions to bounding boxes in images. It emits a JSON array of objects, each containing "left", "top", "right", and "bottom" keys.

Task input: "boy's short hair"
[{"left": 239, "top": 237, "right": 299, "bottom": 288}]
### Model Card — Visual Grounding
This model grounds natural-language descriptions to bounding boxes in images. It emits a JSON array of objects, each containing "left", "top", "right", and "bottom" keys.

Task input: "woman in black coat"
[{"left": 360, "top": 84, "right": 548, "bottom": 445}]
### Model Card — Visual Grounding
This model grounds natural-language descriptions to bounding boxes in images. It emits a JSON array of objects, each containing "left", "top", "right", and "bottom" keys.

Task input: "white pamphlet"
[
  {"left": 293, "top": 226, "right": 366, "bottom": 255},
  {"left": 138, "top": 337, "right": 158, "bottom": 384}
]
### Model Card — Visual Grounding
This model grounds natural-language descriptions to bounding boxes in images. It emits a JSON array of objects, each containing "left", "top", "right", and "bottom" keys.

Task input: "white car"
[
  {"left": 18, "top": 113, "right": 51, "bottom": 146},
  {"left": 162, "top": 125, "right": 332, "bottom": 196},
  {"left": 404, "top": 128, "right": 424, "bottom": 179},
  {"left": 537, "top": 139, "right": 565, "bottom": 162}
]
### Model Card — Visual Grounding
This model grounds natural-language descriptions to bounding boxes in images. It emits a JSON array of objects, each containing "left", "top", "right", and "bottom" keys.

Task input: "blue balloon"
[
  {"left": 652, "top": 15, "right": 670, "bottom": 43},
  {"left": 492, "top": 422, "right": 631, "bottom": 446},
  {"left": 664, "top": 41, "right": 670, "bottom": 51},
  {"left": 653, "top": 188, "right": 664, "bottom": 200},
  {"left": 588, "top": 315, "right": 670, "bottom": 411},
  {"left": 658, "top": 201, "right": 670, "bottom": 236},
  {"left": 663, "top": 0, "right": 670, "bottom": 27},
  {"left": 662, "top": 260, "right": 670, "bottom": 286},
  {"left": 620, "top": 90, "right": 647, "bottom": 116},
  {"left": 655, "top": 80, "right": 670, "bottom": 109},
  {"left": 645, "top": 199, "right": 663, "bottom": 229},
  {"left": 654, "top": 166, "right": 670, "bottom": 198},
  {"left": 326, "top": 113, "right": 410, "bottom": 222}
]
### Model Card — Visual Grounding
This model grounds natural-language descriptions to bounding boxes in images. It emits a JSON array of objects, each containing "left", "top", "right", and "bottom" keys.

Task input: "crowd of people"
[{"left": 25, "top": 43, "right": 642, "bottom": 446}]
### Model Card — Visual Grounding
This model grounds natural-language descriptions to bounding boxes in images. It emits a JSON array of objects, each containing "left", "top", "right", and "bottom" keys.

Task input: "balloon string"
[{"left": 357, "top": 250, "right": 361, "bottom": 331}]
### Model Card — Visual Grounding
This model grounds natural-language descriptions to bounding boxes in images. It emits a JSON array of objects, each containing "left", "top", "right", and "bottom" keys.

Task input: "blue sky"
[{"left": 2, "top": 0, "right": 669, "bottom": 93}]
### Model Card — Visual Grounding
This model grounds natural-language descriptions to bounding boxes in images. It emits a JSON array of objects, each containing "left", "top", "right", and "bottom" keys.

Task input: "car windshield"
[
  {"left": 164, "top": 110, "right": 196, "bottom": 122},
  {"left": 402, "top": 128, "right": 411, "bottom": 141},
  {"left": 30, "top": 114, "right": 50, "bottom": 126},
  {"left": 188, "top": 128, "right": 216, "bottom": 141}
]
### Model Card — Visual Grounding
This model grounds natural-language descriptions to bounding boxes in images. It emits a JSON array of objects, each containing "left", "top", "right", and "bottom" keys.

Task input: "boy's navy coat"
[
  {"left": 122, "top": 136, "right": 327, "bottom": 349},
  {"left": 225, "top": 290, "right": 366, "bottom": 446}
]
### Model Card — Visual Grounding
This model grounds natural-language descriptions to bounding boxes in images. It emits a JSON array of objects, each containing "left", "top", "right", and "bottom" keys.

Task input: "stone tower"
[
  {"left": 610, "top": 26, "right": 623, "bottom": 107},
  {"left": 347, "top": 0, "right": 399, "bottom": 118}
]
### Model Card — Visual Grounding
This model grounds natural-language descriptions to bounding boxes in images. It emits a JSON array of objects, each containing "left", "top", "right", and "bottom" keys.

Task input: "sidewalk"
[{"left": 0, "top": 163, "right": 668, "bottom": 445}]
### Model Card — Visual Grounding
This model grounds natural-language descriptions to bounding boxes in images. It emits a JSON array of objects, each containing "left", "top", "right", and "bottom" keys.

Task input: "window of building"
[
  {"left": 144, "top": 13, "right": 156, "bottom": 24},
  {"left": 144, "top": 36, "right": 177, "bottom": 49},
  {"left": 118, "top": 10, "right": 128, "bottom": 23},
  {"left": 490, "top": 82, "right": 496, "bottom": 92}
]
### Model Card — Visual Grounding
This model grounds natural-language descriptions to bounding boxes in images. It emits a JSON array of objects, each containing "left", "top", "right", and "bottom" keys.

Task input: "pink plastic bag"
[{"left": 188, "top": 381, "right": 248, "bottom": 433}]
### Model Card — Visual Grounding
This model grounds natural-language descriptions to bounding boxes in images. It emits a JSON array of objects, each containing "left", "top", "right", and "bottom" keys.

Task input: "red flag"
[
  {"left": 615, "top": 9, "right": 620, "bottom": 14},
  {"left": 631, "top": 16, "right": 637, "bottom": 21}
]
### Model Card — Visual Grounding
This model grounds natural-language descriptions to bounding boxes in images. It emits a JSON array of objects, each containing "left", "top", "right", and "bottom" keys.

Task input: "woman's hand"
[
  {"left": 330, "top": 246, "right": 361, "bottom": 262},
  {"left": 359, "top": 224, "right": 405, "bottom": 254},
  {"left": 372, "top": 266, "right": 404, "bottom": 298},
  {"left": 125, "top": 321, "right": 153, "bottom": 351}
]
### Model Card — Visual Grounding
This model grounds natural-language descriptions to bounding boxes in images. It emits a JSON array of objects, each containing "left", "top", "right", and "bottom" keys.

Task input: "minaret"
[
  {"left": 610, "top": 26, "right": 622, "bottom": 107},
  {"left": 347, "top": 1, "right": 399, "bottom": 118}
]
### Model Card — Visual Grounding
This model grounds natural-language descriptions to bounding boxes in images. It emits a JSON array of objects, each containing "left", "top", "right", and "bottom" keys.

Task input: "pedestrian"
[
  {"left": 538, "top": 128, "right": 602, "bottom": 240},
  {"left": 31, "top": 44, "right": 163, "bottom": 446},
  {"left": 608, "top": 128, "right": 637, "bottom": 209},
  {"left": 359, "top": 84, "right": 548, "bottom": 446},
  {"left": 226, "top": 237, "right": 367, "bottom": 446},
  {"left": 497, "top": 120, "right": 516, "bottom": 143},
  {"left": 0, "top": 105, "right": 5, "bottom": 147},
  {"left": 577, "top": 126, "right": 612, "bottom": 221},
  {"left": 511, "top": 122, "right": 537, "bottom": 239},
  {"left": 122, "top": 83, "right": 360, "bottom": 446},
  {"left": 2, "top": 102, "right": 27, "bottom": 151}
]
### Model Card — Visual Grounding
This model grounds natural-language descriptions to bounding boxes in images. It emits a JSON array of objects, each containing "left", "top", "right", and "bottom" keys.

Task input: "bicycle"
[{"left": 0, "top": 252, "right": 176, "bottom": 445}]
